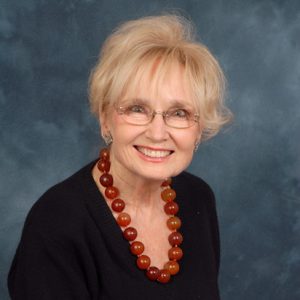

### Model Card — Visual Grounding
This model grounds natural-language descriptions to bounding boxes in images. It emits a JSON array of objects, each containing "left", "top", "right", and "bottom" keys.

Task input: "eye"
[
  {"left": 126, "top": 104, "right": 148, "bottom": 114},
  {"left": 169, "top": 108, "right": 190, "bottom": 119}
]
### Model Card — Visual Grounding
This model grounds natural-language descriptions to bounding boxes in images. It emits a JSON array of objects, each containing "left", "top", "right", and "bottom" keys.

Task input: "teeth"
[{"left": 136, "top": 146, "right": 171, "bottom": 158}]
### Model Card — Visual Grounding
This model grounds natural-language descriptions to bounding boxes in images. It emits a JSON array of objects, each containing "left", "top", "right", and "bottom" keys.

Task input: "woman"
[{"left": 8, "top": 15, "right": 232, "bottom": 299}]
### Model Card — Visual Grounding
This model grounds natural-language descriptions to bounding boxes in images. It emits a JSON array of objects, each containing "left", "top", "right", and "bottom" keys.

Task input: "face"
[{"left": 100, "top": 62, "right": 201, "bottom": 184}]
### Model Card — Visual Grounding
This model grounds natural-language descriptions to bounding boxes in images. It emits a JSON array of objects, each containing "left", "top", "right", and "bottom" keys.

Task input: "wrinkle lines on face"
[{"left": 102, "top": 62, "right": 201, "bottom": 188}]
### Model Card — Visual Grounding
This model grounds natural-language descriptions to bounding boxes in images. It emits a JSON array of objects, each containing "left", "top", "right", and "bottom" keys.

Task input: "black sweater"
[{"left": 8, "top": 161, "right": 220, "bottom": 300}]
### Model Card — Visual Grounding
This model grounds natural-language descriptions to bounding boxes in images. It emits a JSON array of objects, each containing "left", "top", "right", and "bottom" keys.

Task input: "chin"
[{"left": 137, "top": 167, "right": 182, "bottom": 182}]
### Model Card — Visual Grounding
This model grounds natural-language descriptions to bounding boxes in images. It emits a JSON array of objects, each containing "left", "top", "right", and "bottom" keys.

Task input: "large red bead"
[
  {"left": 117, "top": 213, "right": 131, "bottom": 227},
  {"left": 164, "top": 201, "right": 179, "bottom": 215},
  {"left": 161, "top": 188, "right": 176, "bottom": 202},
  {"left": 167, "top": 216, "right": 182, "bottom": 230},
  {"left": 164, "top": 261, "right": 180, "bottom": 275},
  {"left": 123, "top": 227, "right": 137, "bottom": 241},
  {"left": 100, "top": 173, "right": 113, "bottom": 187},
  {"left": 100, "top": 148, "right": 109, "bottom": 160},
  {"left": 105, "top": 186, "right": 119, "bottom": 199},
  {"left": 97, "top": 159, "right": 110, "bottom": 173},
  {"left": 130, "top": 241, "right": 145, "bottom": 255},
  {"left": 146, "top": 266, "right": 160, "bottom": 281},
  {"left": 111, "top": 198, "right": 125, "bottom": 212},
  {"left": 157, "top": 269, "right": 171, "bottom": 283},
  {"left": 161, "top": 178, "right": 172, "bottom": 187},
  {"left": 136, "top": 255, "right": 150, "bottom": 270},
  {"left": 168, "top": 232, "right": 183, "bottom": 246},
  {"left": 168, "top": 247, "right": 183, "bottom": 260}
]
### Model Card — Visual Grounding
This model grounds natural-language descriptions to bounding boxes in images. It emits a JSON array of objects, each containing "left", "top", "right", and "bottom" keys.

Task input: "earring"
[
  {"left": 102, "top": 131, "right": 113, "bottom": 146},
  {"left": 194, "top": 140, "right": 200, "bottom": 152}
]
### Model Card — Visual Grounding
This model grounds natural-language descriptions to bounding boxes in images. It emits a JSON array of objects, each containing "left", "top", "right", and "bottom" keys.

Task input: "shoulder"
[
  {"left": 173, "top": 171, "right": 215, "bottom": 199},
  {"left": 173, "top": 171, "right": 217, "bottom": 216},
  {"left": 23, "top": 161, "right": 97, "bottom": 238}
]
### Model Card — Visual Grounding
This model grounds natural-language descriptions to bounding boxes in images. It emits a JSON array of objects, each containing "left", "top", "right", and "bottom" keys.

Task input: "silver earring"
[
  {"left": 194, "top": 141, "right": 200, "bottom": 152},
  {"left": 102, "top": 131, "right": 113, "bottom": 146}
]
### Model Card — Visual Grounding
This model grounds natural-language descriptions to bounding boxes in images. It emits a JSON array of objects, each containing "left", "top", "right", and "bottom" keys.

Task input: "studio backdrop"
[{"left": 1, "top": 0, "right": 299, "bottom": 299}]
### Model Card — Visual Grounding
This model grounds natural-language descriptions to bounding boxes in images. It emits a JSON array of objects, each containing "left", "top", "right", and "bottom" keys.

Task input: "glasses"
[{"left": 114, "top": 103, "right": 199, "bottom": 129}]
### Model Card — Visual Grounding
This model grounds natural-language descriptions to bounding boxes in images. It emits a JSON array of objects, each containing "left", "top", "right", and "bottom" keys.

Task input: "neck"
[
  {"left": 92, "top": 159, "right": 164, "bottom": 210},
  {"left": 92, "top": 148, "right": 182, "bottom": 283}
]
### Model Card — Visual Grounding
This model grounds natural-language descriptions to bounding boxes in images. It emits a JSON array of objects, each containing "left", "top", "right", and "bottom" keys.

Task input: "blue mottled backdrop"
[{"left": 1, "top": 0, "right": 299, "bottom": 299}]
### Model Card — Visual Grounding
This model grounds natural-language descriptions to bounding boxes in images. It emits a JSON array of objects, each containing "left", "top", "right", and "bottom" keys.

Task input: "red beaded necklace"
[{"left": 97, "top": 148, "right": 183, "bottom": 283}]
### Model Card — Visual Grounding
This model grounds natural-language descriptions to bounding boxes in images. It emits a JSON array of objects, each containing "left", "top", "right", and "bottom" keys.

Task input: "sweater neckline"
[
  {"left": 78, "top": 160, "right": 187, "bottom": 279},
  {"left": 80, "top": 160, "right": 142, "bottom": 274}
]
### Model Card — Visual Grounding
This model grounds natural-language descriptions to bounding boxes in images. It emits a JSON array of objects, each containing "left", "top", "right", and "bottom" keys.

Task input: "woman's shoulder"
[
  {"left": 173, "top": 171, "right": 217, "bottom": 214},
  {"left": 174, "top": 171, "right": 215, "bottom": 197},
  {"left": 23, "top": 160, "right": 97, "bottom": 236}
]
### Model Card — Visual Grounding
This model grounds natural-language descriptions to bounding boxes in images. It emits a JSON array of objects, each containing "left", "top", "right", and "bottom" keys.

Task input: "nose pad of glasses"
[
  {"left": 150, "top": 111, "right": 167, "bottom": 124},
  {"left": 152, "top": 111, "right": 164, "bottom": 116}
]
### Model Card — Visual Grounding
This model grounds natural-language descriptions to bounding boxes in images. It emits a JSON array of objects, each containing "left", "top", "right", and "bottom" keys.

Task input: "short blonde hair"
[{"left": 89, "top": 14, "right": 232, "bottom": 140}]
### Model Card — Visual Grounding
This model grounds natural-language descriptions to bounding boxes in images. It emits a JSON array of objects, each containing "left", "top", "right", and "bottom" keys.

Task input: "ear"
[
  {"left": 99, "top": 109, "right": 110, "bottom": 137},
  {"left": 196, "top": 122, "right": 203, "bottom": 144},
  {"left": 193, "top": 130, "right": 201, "bottom": 152},
  {"left": 195, "top": 135, "right": 201, "bottom": 148}
]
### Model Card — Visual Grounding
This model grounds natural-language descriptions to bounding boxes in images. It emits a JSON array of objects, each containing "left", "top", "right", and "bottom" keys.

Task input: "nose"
[{"left": 145, "top": 112, "right": 169, "bottom": 142}]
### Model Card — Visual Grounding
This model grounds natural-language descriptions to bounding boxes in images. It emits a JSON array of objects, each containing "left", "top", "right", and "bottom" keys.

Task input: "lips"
[{"left": 135, "top": 146, "right": 173, "bottom": 158}]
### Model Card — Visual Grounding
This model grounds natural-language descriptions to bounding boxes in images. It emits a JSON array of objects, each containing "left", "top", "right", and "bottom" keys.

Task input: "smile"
[{"left": 135, "top": 146, "right": 173, "bottom": 158}]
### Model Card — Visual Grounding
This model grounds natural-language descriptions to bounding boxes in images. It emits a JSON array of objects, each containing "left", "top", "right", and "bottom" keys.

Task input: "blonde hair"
[{"left": 89, "top": 14, "right": 232, "bottom": 140}]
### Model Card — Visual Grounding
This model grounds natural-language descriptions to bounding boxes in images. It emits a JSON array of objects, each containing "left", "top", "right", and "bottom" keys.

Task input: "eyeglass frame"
[{"left": 114, "top": 104, "right": 200, "bottom": 129}]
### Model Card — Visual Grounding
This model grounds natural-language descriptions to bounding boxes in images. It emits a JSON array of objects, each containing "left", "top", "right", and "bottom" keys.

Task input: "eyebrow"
[
  {"left": 121, "top": 98, "right": 194, "bottom": 110},
  {"left": 118, "top": 98, "right": 148, "bottom": 106},
  {"left": 167, "top": 99, "right": 194, "bottom": 110}
]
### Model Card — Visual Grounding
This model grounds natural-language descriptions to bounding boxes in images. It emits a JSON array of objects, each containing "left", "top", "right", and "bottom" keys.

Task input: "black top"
[{"left": 8, "top": 161, "right": 220, "bottom": 300}]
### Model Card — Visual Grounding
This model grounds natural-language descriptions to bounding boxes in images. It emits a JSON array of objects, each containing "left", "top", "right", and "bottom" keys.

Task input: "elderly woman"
[{"left": 8, "top": 15, "right": 231, "bottom": 299}]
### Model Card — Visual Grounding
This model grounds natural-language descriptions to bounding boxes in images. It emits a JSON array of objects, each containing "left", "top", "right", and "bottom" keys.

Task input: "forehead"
[{"left": 121, "top": 61, "right": 195, "bottom": 108}]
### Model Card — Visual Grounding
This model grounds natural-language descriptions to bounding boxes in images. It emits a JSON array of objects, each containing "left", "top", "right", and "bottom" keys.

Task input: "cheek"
[
  {"left": 109, "top": 113, "right": 121, "bottom": 132},
  {"left": 109, "top": 115, "right": 145, "bottom": 147},
  {"left": 171, "top": 132, "right": 197, "bottom": 167},
  {"left": 109, "top": 115, "right": 129, "bottom": 141},
  {"left": 174, "top": 130, "right": 198, "bottom": 151}
]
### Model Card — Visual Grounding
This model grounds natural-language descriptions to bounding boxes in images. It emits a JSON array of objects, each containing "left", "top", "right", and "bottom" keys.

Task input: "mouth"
[{"left": 134, "top": 146, "right": 173, "bottom": 158}]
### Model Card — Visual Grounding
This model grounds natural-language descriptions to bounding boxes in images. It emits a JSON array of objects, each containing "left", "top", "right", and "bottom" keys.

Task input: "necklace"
[{"left": 97, "top": 148, "right": 183, "bottom": 283}]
